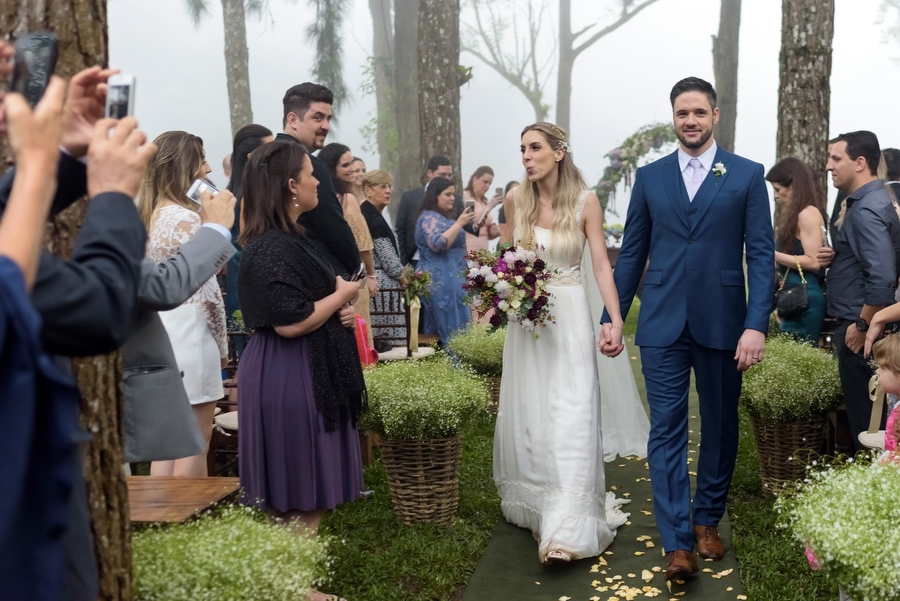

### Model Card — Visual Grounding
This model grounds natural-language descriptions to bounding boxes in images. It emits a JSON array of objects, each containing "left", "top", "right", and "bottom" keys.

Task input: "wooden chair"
[{"left": 207, "top": 330, "right": 248, "bottom": 475}]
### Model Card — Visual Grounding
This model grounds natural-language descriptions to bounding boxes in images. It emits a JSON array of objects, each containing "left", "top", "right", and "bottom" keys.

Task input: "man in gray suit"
[{"left": 123, "top": 188, "right": 237, "bottom": 464}]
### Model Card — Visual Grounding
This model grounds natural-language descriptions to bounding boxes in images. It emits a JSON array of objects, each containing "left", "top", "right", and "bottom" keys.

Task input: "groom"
[{"left": 601, "top": 77, "right": 774, "bottom": 581}]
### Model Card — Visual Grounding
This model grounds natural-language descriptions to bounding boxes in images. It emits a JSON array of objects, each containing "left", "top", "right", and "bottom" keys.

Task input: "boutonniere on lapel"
[{"left": 712, "top": 162, "right": 727, "bottom": 187}]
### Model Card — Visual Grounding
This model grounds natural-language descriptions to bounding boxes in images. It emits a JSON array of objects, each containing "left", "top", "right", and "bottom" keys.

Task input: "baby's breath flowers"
[
  {"left": 133, "top": 505, "right": 330, "bottom": 601},
  {"left": 447, "top": 324, "right": 505, "bottom": 377},
  {"left": 740, "top": 334, "right": 842, "bottom": 422},
  {"left": 360, "top": 355, "right": 488, "bottom": 439},
  {"left": 780, "top": 459, "right": 900, "bottom": 601}
]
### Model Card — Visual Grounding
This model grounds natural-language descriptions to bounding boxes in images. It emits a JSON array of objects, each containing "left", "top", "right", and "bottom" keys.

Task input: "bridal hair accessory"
[{"left": 536, "top": 122, "right": 570, "bottom": 153}]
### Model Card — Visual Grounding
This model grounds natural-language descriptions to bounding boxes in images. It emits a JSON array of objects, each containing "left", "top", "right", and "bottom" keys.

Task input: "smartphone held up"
[
  {"left": 10, "top": 31, "right": 58, "bottom": 108},
  {"left": 187, "top": 179, "right": 218, "bottom": 205},
  {"left": 105, "top": 74, "right": 136, "bottom": 119}
]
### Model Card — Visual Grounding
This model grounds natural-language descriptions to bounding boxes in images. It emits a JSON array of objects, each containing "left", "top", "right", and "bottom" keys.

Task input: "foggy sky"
[{"left": 109, "top": 0, "right": 899, "bottom": 222}]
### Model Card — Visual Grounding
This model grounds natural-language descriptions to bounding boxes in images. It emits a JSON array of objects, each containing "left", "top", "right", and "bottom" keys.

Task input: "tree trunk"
[
  {"left": 555, "top": 0, "right": 574, "bottom": 133},
  {"left": 369, "top": 0, "right": 395, "bottom": 172},
  {"left": 221, "top": 0, "right": 253, "bottom": 138},
  {"left": 712, "top": 0, "right": 741, "bottom": 152},
  {"left": 417, "top": 0, "right": 462, "bottom": 186},
  {"left": 0, "top": 3, "right": 132, "bottom": 600},
  {"left": 393, "top": 0, "right": 421, "bottom": 217},
  {"left": 776, "top": 0, "right": 834, "bottom": 195}
]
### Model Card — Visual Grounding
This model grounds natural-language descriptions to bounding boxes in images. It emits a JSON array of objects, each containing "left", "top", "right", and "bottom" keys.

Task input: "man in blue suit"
[{"left": 602, "top": 77, "right": 774, "bottom": 581}]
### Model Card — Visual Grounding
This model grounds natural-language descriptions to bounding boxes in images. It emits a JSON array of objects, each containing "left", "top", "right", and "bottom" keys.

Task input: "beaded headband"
[{"left": 535, "top": 122, "right": 570, "bottom": 152}]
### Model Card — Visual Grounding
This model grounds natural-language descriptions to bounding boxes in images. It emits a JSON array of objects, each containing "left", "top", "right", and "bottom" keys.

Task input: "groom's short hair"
[{"left": 670, "top": 77, "right": 717, "bottom": 110}]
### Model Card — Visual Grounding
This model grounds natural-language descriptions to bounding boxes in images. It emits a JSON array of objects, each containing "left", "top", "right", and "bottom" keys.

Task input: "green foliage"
[
  {"left": 132, "top": 505, "right": 329, "bottom": 600},
  {"left": 305, "top": 0, "right": 351, "bottom": 112},
  {"left": 447, "top": 324, "right": 505, "bottom": 377},
  {"left": 360, "top": 355, "right": 489, "bottom": 439},
  {"left": 780, "top": 458, "right": 900, "bottom": 601},
  {"left": 740, "top": 335, "right": 842, "bottom": 422}
]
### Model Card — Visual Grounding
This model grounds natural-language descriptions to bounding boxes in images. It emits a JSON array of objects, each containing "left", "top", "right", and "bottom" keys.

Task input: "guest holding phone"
[
  {"left": 136, "top": 131, "right": 227, "bottom": 477},
  {"left": 462, "top": 165, "right": 501, "bottom": 252},
  {"left": 414, "top": 176, "right": 474, "bottom": 345}
]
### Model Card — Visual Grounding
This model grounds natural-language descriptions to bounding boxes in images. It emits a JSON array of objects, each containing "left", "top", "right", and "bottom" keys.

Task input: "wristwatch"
[{"left": 855, "top": 317, "right": 869, "bottom": 332}]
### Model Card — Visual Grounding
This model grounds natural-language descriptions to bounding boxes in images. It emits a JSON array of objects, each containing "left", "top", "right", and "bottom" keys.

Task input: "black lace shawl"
[
  {"left": 361, "top": 200, "right": 398, "bottom": 255},
  {"left": 238, "top": 228, "right": 366, "bottom": 430}
]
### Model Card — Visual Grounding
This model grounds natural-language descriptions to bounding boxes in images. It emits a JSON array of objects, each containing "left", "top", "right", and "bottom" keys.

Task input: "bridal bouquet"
[{"left": 462, "top": 245, "right": 554, "bottom": 334}]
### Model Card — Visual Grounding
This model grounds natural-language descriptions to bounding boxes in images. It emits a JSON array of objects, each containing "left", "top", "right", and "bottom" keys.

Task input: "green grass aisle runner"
[{"left": 464, "top": 443, "right": 745, "bottom": 601}]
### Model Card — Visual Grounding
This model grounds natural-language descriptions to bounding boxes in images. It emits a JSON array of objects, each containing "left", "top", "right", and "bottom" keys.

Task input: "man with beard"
[
  {"left": 276, "top": 82, "right": 359, "bottom": 277},
  {"left": 601, "top": 77, "right": 773, "bottom": 581}
]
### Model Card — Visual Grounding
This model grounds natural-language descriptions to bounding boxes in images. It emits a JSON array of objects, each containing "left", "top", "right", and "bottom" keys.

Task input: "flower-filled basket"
[
  {"left": 447, "top": 324, "right": 505, "bottom": 411},
  {"left": 740, "top": 335, "right": 842, "bottom": 495},
  {"left": 782, "top": 459, "right": 900, "bottom": 601},
  {"left": 133, "top": 505, "right": 329, "bottom": 601},
  {"left": 360, "top": 355, "right": 489, "bottom": 524}
]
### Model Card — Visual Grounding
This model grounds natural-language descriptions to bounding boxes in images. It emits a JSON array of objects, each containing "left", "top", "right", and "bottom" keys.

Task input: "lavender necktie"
[{"left": 688, "top": 157, "right": 704, "bottom": 201}]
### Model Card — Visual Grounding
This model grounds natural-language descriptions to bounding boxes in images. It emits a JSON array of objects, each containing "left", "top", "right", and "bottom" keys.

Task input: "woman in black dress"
[{"left": 237, "top": 140, "right": 364, "bottom": 601}]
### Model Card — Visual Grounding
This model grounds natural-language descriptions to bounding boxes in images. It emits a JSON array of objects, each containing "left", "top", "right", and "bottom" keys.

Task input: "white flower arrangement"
[
  {"left": 780, "top": 459, "right": 900, "bottom": 601},
  {"left": 447, "top": 324, "right": 506, "bottom": 377},
  {"left": 713, "top": 161, "right": 727, "bottom": 187},
  {"left": 133, "top": 505, "right": 330, "bottom": 601},
  {"left": 740, "top": 335, "right": 842, "bottom": 422},
  {"left": 360, "top": 355, "right": 489, "bottom": 439}
]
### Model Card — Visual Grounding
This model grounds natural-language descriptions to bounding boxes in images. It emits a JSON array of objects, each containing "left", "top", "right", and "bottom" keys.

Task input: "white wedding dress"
[{"left": 493, "top": 193, "right": 639, "bottom": 562}]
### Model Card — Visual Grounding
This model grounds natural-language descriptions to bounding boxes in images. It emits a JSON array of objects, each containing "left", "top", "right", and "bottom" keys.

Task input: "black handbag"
[{"left": 775, "top": 260, "right": 809, "bottom": 319}]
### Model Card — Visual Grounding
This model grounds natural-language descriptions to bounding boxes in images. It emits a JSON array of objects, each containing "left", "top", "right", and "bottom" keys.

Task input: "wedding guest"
[
  {"left": 136, "top": 131, "right": 227, "bottom": 477},
  {"left": 224, "top": 124, "right": 274, "bottom": 330},
  {"left": 496, "top": 180, "right": 519, "bottom": 243},
  {"left": 396, "top": 155, "right": 463, "bottom": 266},
  {"left": 237, "top": 141, "right": 364, "bottom": 601},
  {"left": 462, "top": 165, "right": 501, "bottom": 252},
  {"left": 319, "top": 143, "right": 378, "bottom": 349},
  {"left": 827, "top": 131, "right": 900, "bottom": 452},
  {"left": 361, "top": 169, "right": 407, "bottom": 348},
  {"left": 872, "top": 334, "right": 900, "bottom": 457},
  {"left": 222, "top": 153, "right": 232, "bottom": 181},
  {"left": 766, "top": 157, "right": 827, "bottom": 345},
  {"left": 277, "top": 82, "right": 360, "bottom": 277},
  {"left": 414, "top": 176, "right": 474, "bottom": 345},
  {"left": 350, "top": 156, "right": 366, "bottom": 201}
]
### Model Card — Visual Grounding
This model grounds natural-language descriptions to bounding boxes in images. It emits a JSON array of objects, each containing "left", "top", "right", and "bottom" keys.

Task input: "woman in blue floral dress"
[{"left": 414, "top": 176, "right": 475, "bottom": 345}]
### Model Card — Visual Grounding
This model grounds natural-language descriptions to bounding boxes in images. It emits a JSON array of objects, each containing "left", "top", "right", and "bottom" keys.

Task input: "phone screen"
[
  {"left": 186, "top": 179, "right": 218, "bottom": 205},
  {"left": 495, "top": 187, "right": 504, "bottom": 197},
  {"left": 11, "top": 32, "right": 59, "bottom": 108},
  {"left": 106, "top": 81, "right": 133, "bottom": 119}
]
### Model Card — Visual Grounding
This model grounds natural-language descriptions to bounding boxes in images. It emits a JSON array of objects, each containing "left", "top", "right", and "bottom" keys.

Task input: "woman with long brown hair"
[
  {"left": 462, "top": 165, "right": 501, "bottom": 252},
  {"left": 136, "top": 131, "right": 226, "bottom": 477},
  {"left": 765, "top": 157, "right": 827, "bottom": 344}
]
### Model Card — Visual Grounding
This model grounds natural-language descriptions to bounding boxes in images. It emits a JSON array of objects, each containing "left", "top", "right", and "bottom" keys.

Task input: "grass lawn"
[{"left": 319, "top": 300, "right": 838, "bottom": 599}]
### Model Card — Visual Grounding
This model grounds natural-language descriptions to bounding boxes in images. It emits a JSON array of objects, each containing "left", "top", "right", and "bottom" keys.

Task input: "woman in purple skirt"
[{"left": 237, "top": 141, "right": 365, "bottom": 596}]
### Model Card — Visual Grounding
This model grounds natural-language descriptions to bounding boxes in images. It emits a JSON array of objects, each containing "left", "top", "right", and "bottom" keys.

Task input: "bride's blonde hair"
[{"left": 513, "top": 122, "right": 588, "bottom": 258}]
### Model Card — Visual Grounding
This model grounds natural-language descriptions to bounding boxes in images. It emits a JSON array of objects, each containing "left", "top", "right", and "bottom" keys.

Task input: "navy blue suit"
[{"left": 605, "top": 146, "right": 774, "bottom": 553}]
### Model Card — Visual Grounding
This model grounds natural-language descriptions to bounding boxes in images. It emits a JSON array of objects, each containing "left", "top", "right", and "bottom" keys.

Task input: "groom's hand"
[
  {"left": 598, "top": 322, "right": 625, "bottom": 358},
  {"left": 735, "top": 329, "right": 765, "bottom": 371}
]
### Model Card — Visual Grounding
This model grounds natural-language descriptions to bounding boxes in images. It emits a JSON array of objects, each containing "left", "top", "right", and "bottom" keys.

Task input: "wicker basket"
[
  {"left": 487, "top": 376, "right": 501, "bottom": 413},
  {"left": 751, "top": 415, "right": 827, "bottom": 496},
  {"left": 379, "top": 435, "right": 462, "bottom": 524}
]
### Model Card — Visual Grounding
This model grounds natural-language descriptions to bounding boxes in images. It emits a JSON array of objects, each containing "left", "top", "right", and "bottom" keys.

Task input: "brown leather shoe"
[
  {"left": 664, "top": 550, "right": 699, "bottom": 581},
  {"left": 694, "top": 525, "right": 725, "bottom": 560}
]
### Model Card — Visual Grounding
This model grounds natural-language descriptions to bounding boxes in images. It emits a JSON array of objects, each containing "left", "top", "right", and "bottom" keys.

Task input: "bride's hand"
[{"left": 598, "top": 322, "right": 625, "bottom": 358}]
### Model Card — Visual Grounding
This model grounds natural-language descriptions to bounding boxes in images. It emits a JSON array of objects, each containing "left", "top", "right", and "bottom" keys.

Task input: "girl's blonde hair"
[
  {"left": 513, "top": 122, "right": 588, "bottom": 258},
  {"left": 135, "top": 131, "right": 206, "bottom": 228},
  {"left": 874, "top": 333, "right": 900, "bottom": 375}
]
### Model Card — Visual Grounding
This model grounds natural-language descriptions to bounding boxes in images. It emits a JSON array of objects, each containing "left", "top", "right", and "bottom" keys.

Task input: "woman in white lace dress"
[
  {"left": 494, "top": 122, "right": 631, "bottom": 564},
  {"left": 136, "top": 131, "right": 227, "bottom": 477}
]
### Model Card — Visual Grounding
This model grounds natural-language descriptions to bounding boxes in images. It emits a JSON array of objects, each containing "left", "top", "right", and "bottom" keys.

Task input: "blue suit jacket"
[{"left": 607, "top": 147, "right": 774, "bottom": 350}]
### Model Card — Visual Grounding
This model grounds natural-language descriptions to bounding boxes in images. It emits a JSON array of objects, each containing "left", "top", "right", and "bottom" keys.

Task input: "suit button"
[
  {"left": 688, "top": 208, "right": 697, "bottom": 215},
  {"left": 688, "top": 238, "right": 695, "bottom": 244}
]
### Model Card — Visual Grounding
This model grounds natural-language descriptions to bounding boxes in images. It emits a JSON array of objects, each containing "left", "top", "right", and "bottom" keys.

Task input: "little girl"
[{"left": 872, "top": 333, "right": 900, "bottom": 457}]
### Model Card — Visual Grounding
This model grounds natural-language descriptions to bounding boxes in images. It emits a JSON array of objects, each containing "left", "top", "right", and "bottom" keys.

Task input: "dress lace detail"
[{"left": 148, "top": 205, "right": 227, "bottom": 358}]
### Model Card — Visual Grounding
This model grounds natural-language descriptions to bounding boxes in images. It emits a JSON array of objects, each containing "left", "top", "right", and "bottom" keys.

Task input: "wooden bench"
[{"left": 127, "top": 476, "right": 240, "bottom": 523}]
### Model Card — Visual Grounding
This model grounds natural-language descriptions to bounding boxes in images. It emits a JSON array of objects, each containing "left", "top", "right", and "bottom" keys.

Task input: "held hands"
[
  {"left": 87, "top": 117, "right": 157, "bottom": 198},
  {"left": 597, "top": 322, "right": 625, "bottom": 358},
  {"left": 734, "top": 329, "right": 766, "bottom": 371},
  {"left": 199, "top": 189, "right": 237, "bottom": 230}
]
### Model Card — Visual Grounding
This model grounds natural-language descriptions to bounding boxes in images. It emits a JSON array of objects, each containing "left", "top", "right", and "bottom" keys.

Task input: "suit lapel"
[
  {"left": 662, "top": 152, "right": 689, "bottom": 229},
  {"left": 689, "top": 147, "right": 731, "bottom": 233}
]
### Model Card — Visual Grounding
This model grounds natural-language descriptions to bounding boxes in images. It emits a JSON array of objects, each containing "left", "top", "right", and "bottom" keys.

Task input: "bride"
[{"left": 494, "top": 122, "right": 638, "bottom": 564}]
